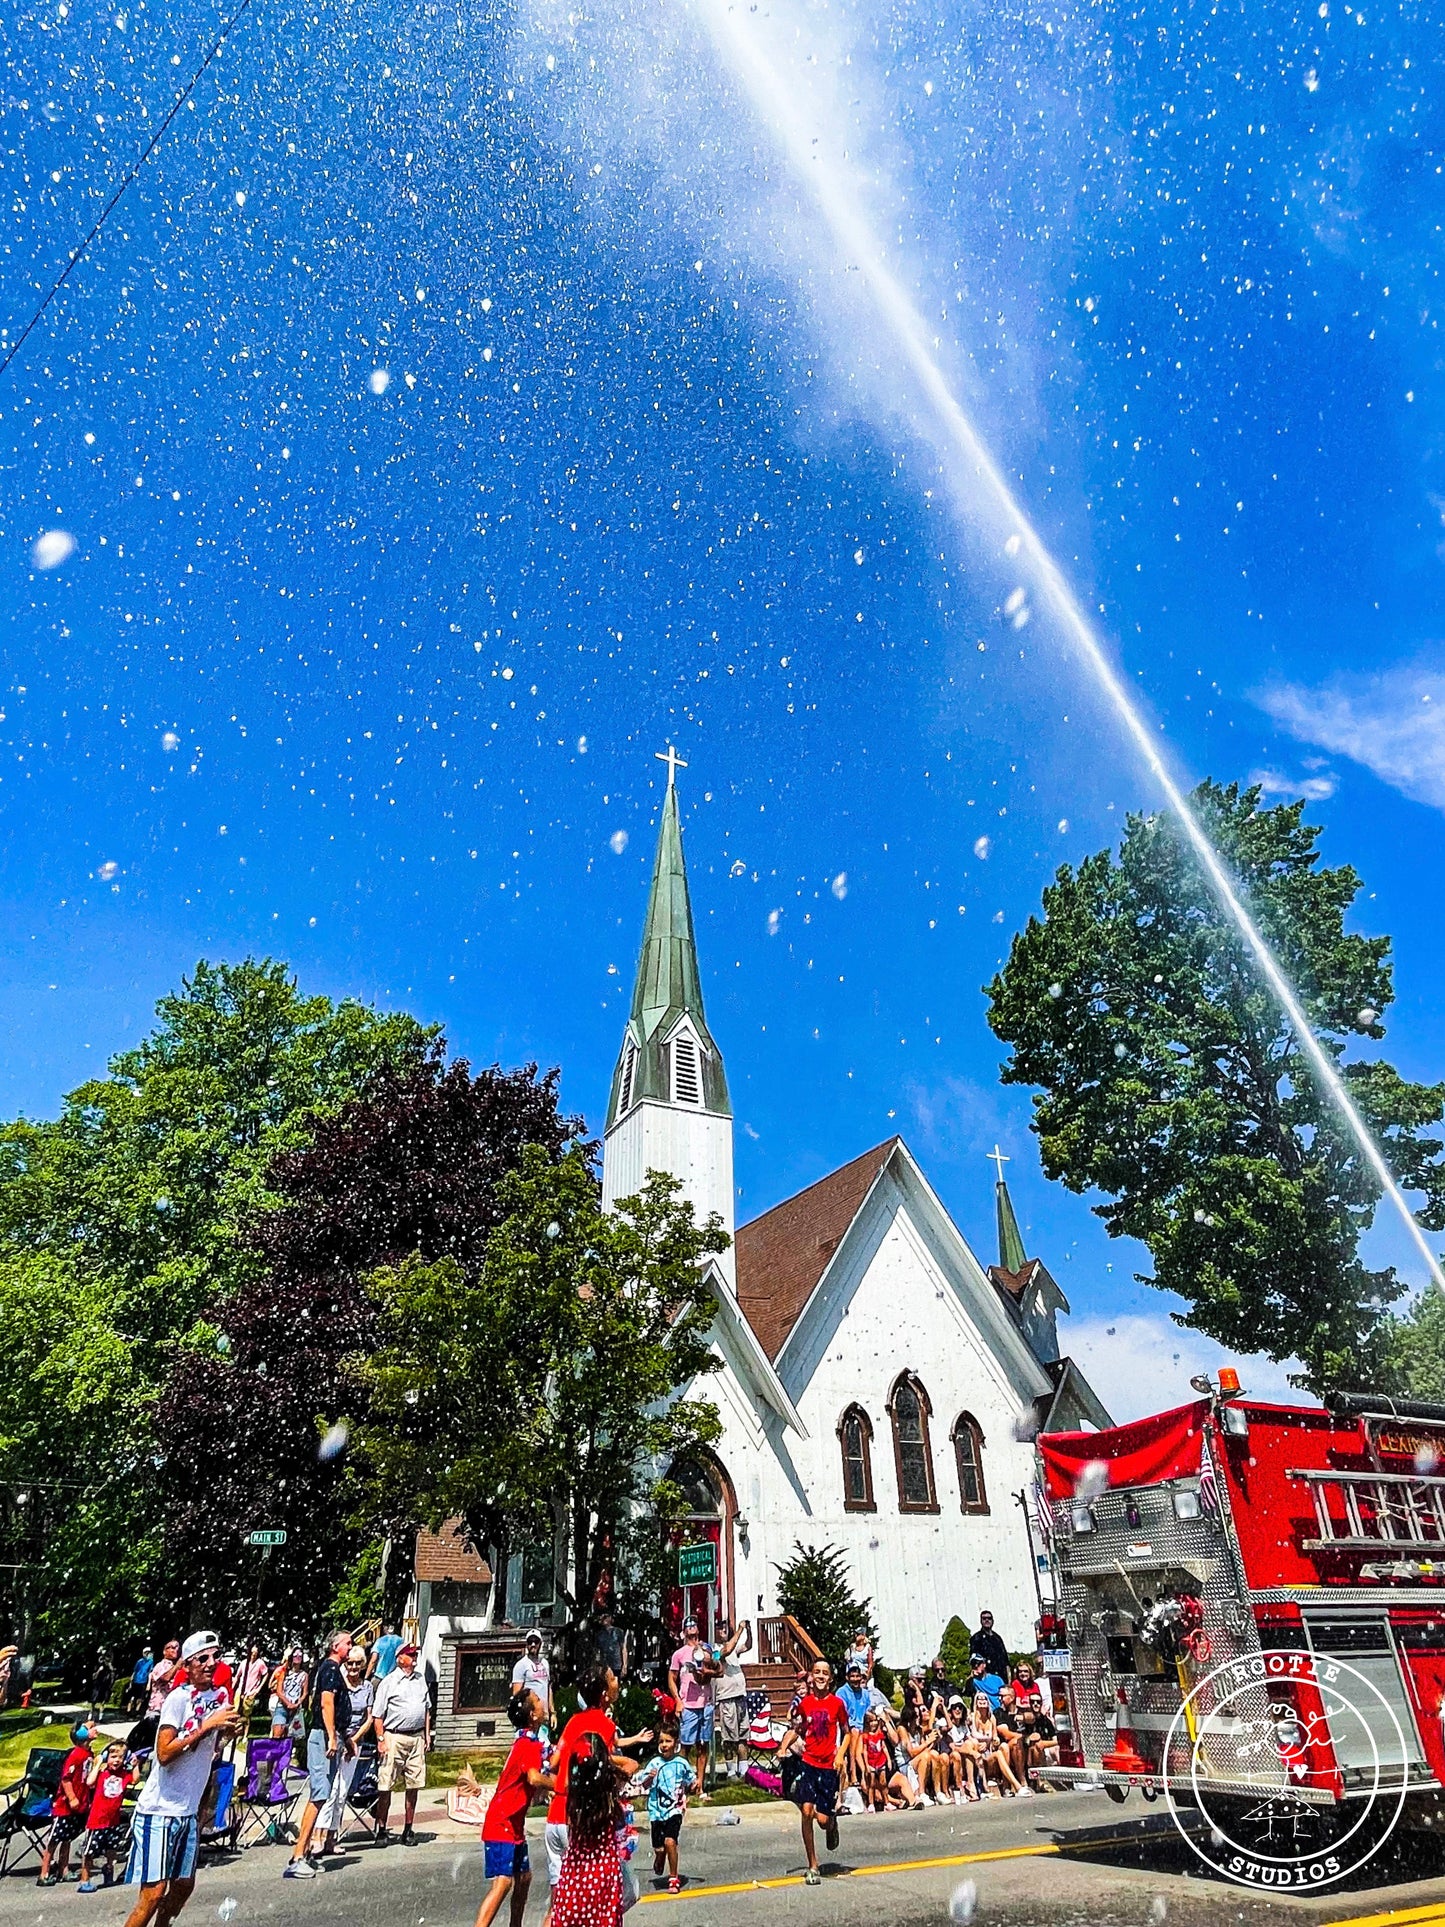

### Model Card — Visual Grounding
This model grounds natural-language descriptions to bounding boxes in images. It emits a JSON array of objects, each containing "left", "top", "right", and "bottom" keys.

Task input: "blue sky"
[{"left": 1, "top": 0, "right": 1442, "bottom": 1417}]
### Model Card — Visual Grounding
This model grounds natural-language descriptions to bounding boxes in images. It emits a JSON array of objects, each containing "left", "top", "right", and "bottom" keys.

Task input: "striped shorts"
[{"left": 125, "top": 1813, "right": 199, "bottom": 1887}]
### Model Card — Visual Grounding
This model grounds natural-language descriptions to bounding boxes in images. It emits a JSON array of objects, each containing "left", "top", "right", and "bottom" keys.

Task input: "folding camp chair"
[
  {"left": 0, "top": 1747, "right": 66, "bottom": 1876},
  {"left": 340, "top": 1745, "right": 381, "bottom": 1847},
  {"left": 233, "top": 1737, "right": 304, "bottom": 1849},
  {"left": 199, "top": 1760, "right": 239, "bottom": 1859}
]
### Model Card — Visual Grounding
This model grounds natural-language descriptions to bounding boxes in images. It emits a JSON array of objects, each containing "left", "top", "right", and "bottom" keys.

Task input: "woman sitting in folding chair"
[{"left": 313, "top": 1647, "right": 373, "bottom": 1859}]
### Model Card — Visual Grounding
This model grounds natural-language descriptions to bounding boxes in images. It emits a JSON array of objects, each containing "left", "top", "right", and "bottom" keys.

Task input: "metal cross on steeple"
[
  {"left": 655, "top": 745, "right": 688, "bottom": 788},
  {"left": 987, "top": 1144, "right": 1011, "bottom": 1183}
]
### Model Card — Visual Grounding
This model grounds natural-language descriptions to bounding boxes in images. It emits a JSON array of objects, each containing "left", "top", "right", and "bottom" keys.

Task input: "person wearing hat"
[
  {"left": 371, "top": 1642, "right": 431, "bottom": 1847},
  {"left": 511, "top": 1633, "right": 552, "bottom": 1728},
  {"left": 120, "top": 1631, "right": 242, "bottom": 1927},
  {"left": 969, "top": 1653, "right": 1005, "bottom": 1714}
]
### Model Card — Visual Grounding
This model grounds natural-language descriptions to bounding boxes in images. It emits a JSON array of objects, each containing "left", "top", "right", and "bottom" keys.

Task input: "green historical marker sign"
[
  {"left": 247, "top": 1528, "right": 288, "bottom": 1548},
  {"left": 677, "top": 1540, "right": 717, "bottom": 1588}
]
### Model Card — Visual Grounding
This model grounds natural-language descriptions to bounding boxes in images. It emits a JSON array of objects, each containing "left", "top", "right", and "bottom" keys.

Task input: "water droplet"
[
  {"left": 609, "top": 830, "right": 629, "bottom": 854},
  {"left": 973, "top": 836, "right": 991, "bottom": 859},
  {"left": 1047, "top": 983, "right": 1062, "bottom": 999},
  {"left": 368, "top": 368, "right": 390, "bottom": 395},
  {"left": 218, "top": 1898, "right": 239, "bottom": 1922},
  {"left": 319, "top": 1422, "right": 349, "bottom": 1462},
  {"left": 32, "top": 528, "right": 76, "bottom": 570},
  {"left": 949, "top": 1878, "right": 978, "bottom": 1923},
  {"left": 831, "top": 872, "right": 848, "bottom": 900}
]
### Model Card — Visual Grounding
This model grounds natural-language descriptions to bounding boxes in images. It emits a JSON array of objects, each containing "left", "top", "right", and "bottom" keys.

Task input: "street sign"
[
  {"left": 247, "top": 1528, "right": 287, "bottom": 1548},
  {"left": 677, "top": 1540, "right": 717, "bottom": 1588}
]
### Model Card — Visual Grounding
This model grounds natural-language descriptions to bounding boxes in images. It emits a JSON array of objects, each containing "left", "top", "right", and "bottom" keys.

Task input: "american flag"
[
  {"left": 1199, "top": 1455, "right": 1221, "bottom": 1516},
  {"left": 1032, "top": 1478, "right": 1054, "bottom": 1545}
]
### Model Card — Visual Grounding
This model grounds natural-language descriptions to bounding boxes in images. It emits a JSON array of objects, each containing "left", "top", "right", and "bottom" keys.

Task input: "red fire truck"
[{"left": 1034, "top": 1372, "right": 1445, "bottom": 1832}]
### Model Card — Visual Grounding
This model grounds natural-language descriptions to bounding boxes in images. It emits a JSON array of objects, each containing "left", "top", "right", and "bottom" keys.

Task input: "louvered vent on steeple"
[
  {"left": 619, "top": 1040, "right": 638, "bottom": 1115},
  {"left": 671, "top": 1032, "right": 702, "bottom": 1106}
]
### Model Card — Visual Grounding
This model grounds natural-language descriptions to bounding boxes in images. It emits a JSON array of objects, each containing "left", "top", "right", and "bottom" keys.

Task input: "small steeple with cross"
[
  {"left": 655, "top": 745, "right": 688, "bottom": 789},
  {"left": 987, "top": 1144, "right": 1010, "bottom": 1184}
]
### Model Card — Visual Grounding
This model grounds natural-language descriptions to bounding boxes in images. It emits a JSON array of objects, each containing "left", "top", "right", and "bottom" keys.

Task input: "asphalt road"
[{"left": 10, "top": 1793, "right": 1445, "bottom": 1927}]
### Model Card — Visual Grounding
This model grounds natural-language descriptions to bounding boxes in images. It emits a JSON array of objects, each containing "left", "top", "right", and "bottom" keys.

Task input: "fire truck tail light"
[{"left": 1173, "top": 1488, "right": 1201, "bottom": 1520}]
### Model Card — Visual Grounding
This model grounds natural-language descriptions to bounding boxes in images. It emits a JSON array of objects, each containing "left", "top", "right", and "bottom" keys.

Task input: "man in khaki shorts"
[{"left": 371, "top": 1644, "right": 431, "bottom": 1846}]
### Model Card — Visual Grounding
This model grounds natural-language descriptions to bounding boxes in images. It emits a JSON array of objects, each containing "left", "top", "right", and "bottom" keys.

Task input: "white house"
[{"left": 599, "top": 760, "right": 1111, "bottom": 1666}]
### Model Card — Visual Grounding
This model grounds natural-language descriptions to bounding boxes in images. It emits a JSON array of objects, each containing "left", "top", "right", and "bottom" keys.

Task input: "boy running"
[
  {"left": 784, "top": 1660, "right": 847, "bottom": 1886},
  {"left": 636, "top": 1725, "right": 695, "bottom": 1895},
  {"left": 475, "top": 1688, "right": 554, "bottom": 1927}
]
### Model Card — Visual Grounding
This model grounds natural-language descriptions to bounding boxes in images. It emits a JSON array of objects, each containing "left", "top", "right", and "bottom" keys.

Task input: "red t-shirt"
[
  {"left": 213, "top": 1660, "right": 234, "bottom": 1699},
  {"left": 53, "top": 1746, "right": 91, "bottom": 1818},
  {"left": 1011, "top": 1680, "right": 1043, "bottom": 1711},
  {"left": 796, "top": 1693, "right": 848, "bottom": 1770},
  {"left": 484, "top": 1731, "right": 543, "bottom": 1845},
  {"left": 86, "top": 1765, "right": 134, "bottom": 1832},
  {"left": 547, "top": 1709, "right": 617, "bottom": 1825},
  {"left": 863, "top": 1732, "right": 889, "bottom": 1773}
]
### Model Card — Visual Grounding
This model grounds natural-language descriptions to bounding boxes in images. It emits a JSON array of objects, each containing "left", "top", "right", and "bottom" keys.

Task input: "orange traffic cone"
[{"left": 1102, "top": 1684, "right": 1153, "bottom": 1775}]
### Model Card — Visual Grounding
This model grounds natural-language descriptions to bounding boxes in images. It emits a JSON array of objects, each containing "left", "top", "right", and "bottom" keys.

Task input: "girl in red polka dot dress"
[{"left": 550, "top": 1739, "right": 624, "bottom": 1927}]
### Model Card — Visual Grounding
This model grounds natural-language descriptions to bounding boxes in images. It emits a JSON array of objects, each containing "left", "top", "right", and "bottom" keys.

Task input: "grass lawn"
[{"left": 0, "top": 1713, "right": 81, "bottom": 1788}]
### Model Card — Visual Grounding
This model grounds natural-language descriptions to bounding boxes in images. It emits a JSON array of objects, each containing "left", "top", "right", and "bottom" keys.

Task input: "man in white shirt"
[
  {"left": 121, "top": 1631, "right": 242, "bottom": 1927},
  {"left": 372, "top": 1645, "right": 432, "bottom": 1846},
  {"left": 713, "top": 1620, "right": 752, "bottom": 1780},
  {"left": 510, "top": 1633, "right": 552, "bottom": 1727}
]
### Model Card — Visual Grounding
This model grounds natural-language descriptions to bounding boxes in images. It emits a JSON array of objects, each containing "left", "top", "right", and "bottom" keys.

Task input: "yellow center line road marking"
[
  {"left": 1325, "top": 1907, "right": 1445, "bottom": 1927},
  {"left": 638, "top": 1833, "right": 1169, "bottom": 1903}
]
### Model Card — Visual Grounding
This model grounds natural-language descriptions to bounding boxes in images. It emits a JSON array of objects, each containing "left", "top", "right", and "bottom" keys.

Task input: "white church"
[{"left": 599, "top": 758, "right": 1111, "bottom": 1666}]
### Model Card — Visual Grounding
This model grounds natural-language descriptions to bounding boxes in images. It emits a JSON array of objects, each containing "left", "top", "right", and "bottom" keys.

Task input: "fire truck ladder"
[{"left": 1288, "top": 1467, "right": 1445, "bottom": 1552}]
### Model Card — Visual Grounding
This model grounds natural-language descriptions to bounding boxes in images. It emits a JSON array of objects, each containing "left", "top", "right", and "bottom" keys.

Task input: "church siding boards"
[{"left": 603, "top": 758, "right": 1109, "bottom": 1668}]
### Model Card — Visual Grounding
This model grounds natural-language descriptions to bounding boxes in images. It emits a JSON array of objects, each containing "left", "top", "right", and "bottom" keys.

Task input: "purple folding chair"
[{"left": 234, "top": 1737, "right": 303, "bottom": 1848}]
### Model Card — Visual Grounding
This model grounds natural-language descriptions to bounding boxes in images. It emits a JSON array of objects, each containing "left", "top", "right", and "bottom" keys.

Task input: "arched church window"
[
  {"left": 952, "top": 1413, "right": 989, "bottom": 1514},
  {"left": 838, "top": 1406, "right": 875, "bottom": 1512},
  {"left": 668, "top": 1457, "right": 720, "bottom": 1516},
  {"left": 619, "top": 1040, "right": 638, "bottom": 1114},
  {"left": 889, "top": 1373, "right": 938, "bottom": 1513},
  {"left": 671, "top": 1031, "right": 702, "bottom": 1106}
]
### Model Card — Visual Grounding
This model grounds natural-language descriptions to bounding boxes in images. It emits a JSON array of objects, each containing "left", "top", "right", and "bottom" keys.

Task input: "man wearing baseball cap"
[
  {"left": 371, "top": 1642, "right": 431, "bottom": 1847},
  {"left": 121, "top": 1632, "right": 241, "bottom": 1927}
]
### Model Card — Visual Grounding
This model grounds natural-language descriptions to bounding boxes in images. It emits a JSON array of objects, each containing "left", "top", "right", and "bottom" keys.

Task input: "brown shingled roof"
[
  {"left": 413, "top": 1521, "right": 493, "bottom": 1585},
  {"left": 734, "top": 1138, "right": 901, "bottom": 1360}
]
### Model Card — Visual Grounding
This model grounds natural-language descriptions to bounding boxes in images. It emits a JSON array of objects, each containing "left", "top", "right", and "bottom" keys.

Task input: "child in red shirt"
[
  {"left": 476, "top": 1688, "right": 554, "bottom": 1927},
  {"left": 38, "top": 1722, "right": 95, "bottom": 1886},
  {"left": 780, "top": 1660, "right": 847, "bottom": 1885},
  {"left": 77, "top": 1742, "right": 135, "bottom": 1891}
]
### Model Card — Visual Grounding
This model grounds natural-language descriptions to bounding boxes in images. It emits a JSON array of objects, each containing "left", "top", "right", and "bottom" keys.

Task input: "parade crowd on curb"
[{"left": 20, "top": 1609, "right": 1060, "bottom": 1927}]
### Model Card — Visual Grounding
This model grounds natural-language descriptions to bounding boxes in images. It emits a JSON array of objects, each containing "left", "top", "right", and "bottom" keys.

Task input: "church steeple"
[
  {"left": 605, "top": 759, "right": 729, "bottom": 1129},
  {"left": 601, "top": 750, "right": 735, "bottom": 1285},
  {"left": 985, "top": 1145, "right": 1067, "bottom": 1367}
]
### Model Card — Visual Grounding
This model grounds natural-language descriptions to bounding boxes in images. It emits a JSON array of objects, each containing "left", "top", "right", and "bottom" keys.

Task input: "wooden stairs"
[{"left": 742, "top": 1615, "right": 823, "bottom": 1720}]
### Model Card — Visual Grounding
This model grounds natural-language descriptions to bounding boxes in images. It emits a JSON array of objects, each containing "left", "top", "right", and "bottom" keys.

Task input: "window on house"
[
  {"left": 952, "top": 1413, "right": 989, "bottom": 1514},
  {"left": 671, "top": 1032, "right": 702, "bottom": 1105},
  {"left": 890, "top": 1374, "right": 938, "bottom": 1512},
  {"left": 838, "top": 1405, "right": 875, "bottom": 1511},
  {"left": 619, "top": 1040, "right": 638, "bottom": 1113}
]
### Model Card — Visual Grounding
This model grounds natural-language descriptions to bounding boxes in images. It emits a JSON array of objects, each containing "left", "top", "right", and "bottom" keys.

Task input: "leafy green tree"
[
  {"left": 938, "top": 1615, "right": 972, "bottom": 1686},
  {"left": 152, "top": 1052, "right": 579, "bottom": 1642},
  {"left": 986, "top": 782, "right": 1445, "bottom": 1391},
  {"left": 353, "top": 1147, "right": 727, "bottom": 1638},
  {"left": 774, "top": 1543, "right": 877, "bottom": 1667},
  {"left": 1373, "top": 1290, "right": 1445, "bottom": 1402},
  {"left": 0, "top": 960, "right": 429, "bottom": 1648}
]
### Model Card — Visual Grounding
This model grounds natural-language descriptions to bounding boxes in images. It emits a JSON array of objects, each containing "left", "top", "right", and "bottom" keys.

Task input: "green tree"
[
  {"left": 352, "top": 1147, "right": 727, "bottom": 1639},
  {"left": 774, "top": 1543, "right": 877, "bottom": 1667},
  {"left": 1373, "top": 1290, "right": 1445, "bottom": 1402},
  {"left": 0, "top": 960, "right": 428, "bottom": 1648},
  {"left": 938, "top": 1614, "right": 973, "bottom": 1686},
  {"left": 986, "top": 782, "right": 1445, "bottom": 1392}
]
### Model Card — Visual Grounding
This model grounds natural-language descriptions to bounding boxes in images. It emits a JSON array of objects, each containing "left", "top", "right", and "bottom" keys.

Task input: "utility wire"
[{"left": 0, "top": 0, "right": 258, "bottom": 382}]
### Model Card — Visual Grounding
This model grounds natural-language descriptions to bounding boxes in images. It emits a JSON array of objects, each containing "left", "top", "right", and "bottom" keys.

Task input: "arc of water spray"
[{"left": 697, "top": 0, "right": 1445, "bottom": 1293}]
